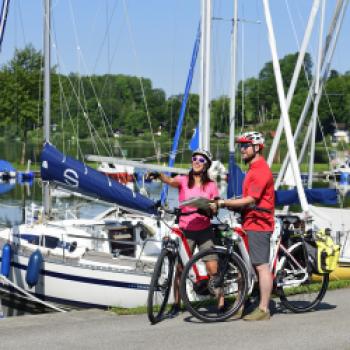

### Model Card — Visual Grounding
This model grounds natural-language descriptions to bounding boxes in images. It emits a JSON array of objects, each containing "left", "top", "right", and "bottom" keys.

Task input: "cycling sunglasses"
[
  {"left": 240, "top": 143, "right": 253, "bottom": 150},
  {"left": 192, "top": 156, "right": 207, "bottom": 164}
]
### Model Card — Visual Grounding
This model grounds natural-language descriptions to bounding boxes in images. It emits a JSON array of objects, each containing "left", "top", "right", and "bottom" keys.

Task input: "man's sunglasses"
[
  {"left": 192, "top": 156, "right": 207, "bottom": 164},
  {"left": 240, "top": 143, "right": 252, "bottom": 150}
]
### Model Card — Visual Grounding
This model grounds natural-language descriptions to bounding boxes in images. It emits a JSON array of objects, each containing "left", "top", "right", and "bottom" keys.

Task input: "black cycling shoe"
[{"left": 168, "top": 304, "right": 181, "bottom": 318}]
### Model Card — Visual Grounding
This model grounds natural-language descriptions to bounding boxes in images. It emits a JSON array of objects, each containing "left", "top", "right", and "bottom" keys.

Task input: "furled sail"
[
  {"left": 40, "top": 143, "right": 158, "bottom": 215},
  {"left": 227, "top": 152, "right": 245, "bottom": 198},
  {"left": 226, "top": 159, "right": 337, "bottom": 205},
  {"left": 275, "top": 188, "right": 338, "bottom": 206}
]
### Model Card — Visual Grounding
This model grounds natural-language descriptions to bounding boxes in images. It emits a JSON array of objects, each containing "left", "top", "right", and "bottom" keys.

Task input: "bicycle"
[
  {"left": 147, "top": 208, "right": 206, "bottom": 324},
  {"left": 180, "top": 211, "right": 329, "bottom": 322}
]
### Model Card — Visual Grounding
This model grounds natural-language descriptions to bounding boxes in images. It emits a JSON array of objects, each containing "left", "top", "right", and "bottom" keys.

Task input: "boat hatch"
[{"left": 108, "top": 223, "right": 134, "bottom": 257}]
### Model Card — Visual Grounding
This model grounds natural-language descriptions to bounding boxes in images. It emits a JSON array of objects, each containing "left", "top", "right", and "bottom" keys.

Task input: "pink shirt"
[{"left": 175, "top": 175, "right": 219, "bottom": 231}]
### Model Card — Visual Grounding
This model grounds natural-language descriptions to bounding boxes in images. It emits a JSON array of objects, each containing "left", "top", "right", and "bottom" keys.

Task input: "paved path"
[{"left": 0, "top": 288, "right": 349, "bottom": 350}]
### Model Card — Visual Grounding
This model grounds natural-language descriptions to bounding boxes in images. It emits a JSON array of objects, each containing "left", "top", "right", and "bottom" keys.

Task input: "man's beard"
[{"left": 243, "top": 154, "right": 255, "bottom": 164}]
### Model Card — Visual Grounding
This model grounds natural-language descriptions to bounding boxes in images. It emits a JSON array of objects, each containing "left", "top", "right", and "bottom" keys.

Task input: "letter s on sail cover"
[{"left": 64, "top": 169, "right": 79, "bottom": 187}]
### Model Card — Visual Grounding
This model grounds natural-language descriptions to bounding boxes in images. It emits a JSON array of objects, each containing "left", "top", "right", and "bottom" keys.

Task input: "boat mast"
[
  {"left": 267, "top": 0, "right": 321, "bottom": 167},
  {"left": 275, "top": 0, "right": 347, "bottom": 188},
  {"left": 0, "top": 0, "right": 10, "bottom": 52},
  {"left": 199, "top": 0, "right": 212, "bottom": 151},
  {"left": 43, "top": 0, "right": 51, "bottom": 217},
  {"left": 262, "top": 0, "right": 309, "bottom": 214},
  {"left": 229, "top": 0, "right": 238, "bottom": 154},
  {"left": 308, "top": 0, "right": 326, "bottom": 189}
]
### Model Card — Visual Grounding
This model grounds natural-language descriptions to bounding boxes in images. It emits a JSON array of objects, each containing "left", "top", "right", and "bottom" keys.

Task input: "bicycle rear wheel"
[
  {"left": 180, "top": 247, "right": 248, "bottom": 322},
  {"left": 277, "top": 243, "right": 329, "bottom": 313},
  {"left": 147, "top": 249, "right": 175, "bottom": 324}
]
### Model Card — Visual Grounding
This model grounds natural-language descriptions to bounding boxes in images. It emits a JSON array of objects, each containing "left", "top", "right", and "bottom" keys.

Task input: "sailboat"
[
  {"left": 225, "top": 0, "right": 350, "bottom": 269},
  {"left": 0, "top": 0, "right": 172, "bottom": 309}
]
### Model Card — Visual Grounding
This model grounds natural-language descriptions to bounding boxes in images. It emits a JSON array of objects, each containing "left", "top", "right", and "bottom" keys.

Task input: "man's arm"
[
  {"left": 221, "top": 196, "right": 256, "bottom": 209},
  {"left": 211, "top": 196, "right": 256, "bottom": 211}
]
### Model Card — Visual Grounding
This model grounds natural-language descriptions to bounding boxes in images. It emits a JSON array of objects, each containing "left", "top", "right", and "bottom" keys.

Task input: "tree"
[{"left": 0, "top": 45, "right": 43, "bottom": 164}]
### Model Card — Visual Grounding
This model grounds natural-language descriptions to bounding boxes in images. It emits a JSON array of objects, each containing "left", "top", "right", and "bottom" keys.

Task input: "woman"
[{"left": 152, "top": 149, "right": 219, "bottom": 317}]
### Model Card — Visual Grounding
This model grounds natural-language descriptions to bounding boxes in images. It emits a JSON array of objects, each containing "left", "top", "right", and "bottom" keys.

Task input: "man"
[{"left": 211, "top": 131, "right": 275, "bottom": 321}]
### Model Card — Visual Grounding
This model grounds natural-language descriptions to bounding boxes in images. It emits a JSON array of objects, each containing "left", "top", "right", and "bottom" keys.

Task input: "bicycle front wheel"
[
  {"left": 277, "top": 242, "right": 329, "bottom": 313},
  {"left": 180, "top": 247, "right": 248, "bottom": 322},
  {"left": 147, "top": 249, "right": 175, "bottom": 324}
]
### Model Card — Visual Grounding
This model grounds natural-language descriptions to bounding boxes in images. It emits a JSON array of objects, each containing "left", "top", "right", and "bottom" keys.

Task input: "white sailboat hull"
[{"left": 2, "top": 252, "right": 152, "bottom": 309}]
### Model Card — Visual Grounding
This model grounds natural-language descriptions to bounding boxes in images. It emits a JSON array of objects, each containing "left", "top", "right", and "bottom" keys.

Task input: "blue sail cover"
[
  {"left": 40, "top": 143, "right": 157, "bottom": 215},
  {"left": 275, "top": 188, "right": 338, "bottom": 206},
  {"left": 0, "top": 159, "right": 15, "bottom": 172},
  {"left": 225, "top": 157, "right": 337, "bottom": 205},
  {"left": 189, "top": 126, "right": 199, "bottom": 151},
  {"left": 227, "top": 152, "right": 245, "bottom": 198}
]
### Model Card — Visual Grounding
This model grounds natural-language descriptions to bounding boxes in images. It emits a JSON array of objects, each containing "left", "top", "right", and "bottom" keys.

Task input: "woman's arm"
[{"left": 159, "top": 173, "right": 180, "bottom": 188}]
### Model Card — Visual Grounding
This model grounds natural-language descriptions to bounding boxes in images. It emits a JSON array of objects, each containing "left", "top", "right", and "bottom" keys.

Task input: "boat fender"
[
  {"left": 26, "top": 249, "right": 43, "bottom": 288},
  {"left": 1, "top": 243, "right": 12, "bottom": 277}
]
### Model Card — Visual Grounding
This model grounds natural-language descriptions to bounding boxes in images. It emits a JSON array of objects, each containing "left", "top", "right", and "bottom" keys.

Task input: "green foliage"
[
  {"left": 0, "top": 47, "right": 349, "bottom": 152},
  {"left": 0, "top": 45, "right": 43, "bottom": 140}
]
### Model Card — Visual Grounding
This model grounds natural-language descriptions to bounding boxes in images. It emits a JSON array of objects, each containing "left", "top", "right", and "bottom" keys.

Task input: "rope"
[
  {"left": 285, "top": 0, "right": 342, "bottom": 174},
  {"left": 122, "top": 0, "right": 159, "bottom": 162},
  {"left": 67, "top": 1, "right": 114, "bottom": 157},
  {"left": 0, "top": 275, "right": 66, "bottom": 312}
]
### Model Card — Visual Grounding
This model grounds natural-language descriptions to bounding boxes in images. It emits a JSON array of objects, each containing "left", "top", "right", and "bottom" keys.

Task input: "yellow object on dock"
[{"left": 313, "top": 265, "right": 350, "bottom": 281}]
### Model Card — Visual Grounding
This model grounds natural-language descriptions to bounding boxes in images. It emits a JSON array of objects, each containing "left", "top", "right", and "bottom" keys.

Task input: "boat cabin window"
[
  {"left": 42, "top": 235, "right": 59, "bottom": 249},
  {"left": 18, "top": 234, "right": 40, "bottom": 245},
  {"left": 108, "top": 163, "right": 116, "bottom": 169}
]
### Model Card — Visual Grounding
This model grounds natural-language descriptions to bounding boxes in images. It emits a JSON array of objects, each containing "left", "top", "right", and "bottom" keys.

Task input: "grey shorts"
[
  {"left": 183, "top": 227, "right": 217, "bottom": 262},
  {"left": 247, "top": 231, "right": 272, "bottom": 266}
]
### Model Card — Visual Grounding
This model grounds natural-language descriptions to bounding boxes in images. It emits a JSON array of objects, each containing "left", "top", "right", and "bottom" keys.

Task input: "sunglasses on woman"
[{"left": 192, "top": 156, "right": 207, "bottom": 164}]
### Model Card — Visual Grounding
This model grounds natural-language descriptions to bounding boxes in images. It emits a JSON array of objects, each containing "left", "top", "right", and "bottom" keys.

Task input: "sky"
[{"left": 1, "top": 0, "right": 350, "bottom": 99}]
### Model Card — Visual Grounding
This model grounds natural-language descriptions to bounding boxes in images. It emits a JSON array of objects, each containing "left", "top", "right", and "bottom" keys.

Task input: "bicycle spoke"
[
  {"left": 278, "top": 243, "right": 329, "bottom": 313},
  {"left": 180, "top": 248, "right": 248, "bottom": 322}
]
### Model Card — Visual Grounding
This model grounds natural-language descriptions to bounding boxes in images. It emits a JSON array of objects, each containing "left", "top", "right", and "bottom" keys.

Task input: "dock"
[{"left": 0, "top": 288, "right": 349, "bottom": 350}]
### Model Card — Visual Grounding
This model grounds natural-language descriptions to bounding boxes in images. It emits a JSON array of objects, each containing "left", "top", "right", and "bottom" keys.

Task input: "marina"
[{"left": 0, "top": 0, "right": 349, "bottom": 338}]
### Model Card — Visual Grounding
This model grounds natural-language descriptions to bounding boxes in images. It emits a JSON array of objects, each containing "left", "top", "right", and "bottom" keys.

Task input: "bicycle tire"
[
  {"left": 180, "top": 247, "right": 248, "bottom": 322},
  {"left": 147, "top": 248, "right": 175, "bottom": 324},
  {"left": 277, "top": 242, "right": 329, "bottom": 313}
]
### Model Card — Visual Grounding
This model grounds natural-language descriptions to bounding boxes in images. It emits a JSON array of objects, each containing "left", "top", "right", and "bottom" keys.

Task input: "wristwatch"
[{"left": 218, "top": 199, "right": 225, "bottom": 208}]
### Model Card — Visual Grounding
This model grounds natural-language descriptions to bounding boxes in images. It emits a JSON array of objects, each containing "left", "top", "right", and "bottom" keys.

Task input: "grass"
[
  {"left": 109, "top": 305, "right": 148, "bottom": 315},
  {"left": 109, "top": 279, "right": 350, "bottom": 316}
]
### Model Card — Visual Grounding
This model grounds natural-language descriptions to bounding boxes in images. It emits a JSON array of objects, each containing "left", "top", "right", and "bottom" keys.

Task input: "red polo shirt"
[{"left": 242, "top": 156, "right": 275, "bottom": 232}]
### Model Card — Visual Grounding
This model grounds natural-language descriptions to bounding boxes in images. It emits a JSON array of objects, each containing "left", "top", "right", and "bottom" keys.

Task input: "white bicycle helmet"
[
  {"left": 192, "top": 149, "right": 213, "bottom": 167},
  {"left": 236, "top": 131, "right": 265, "bottom": 149}
]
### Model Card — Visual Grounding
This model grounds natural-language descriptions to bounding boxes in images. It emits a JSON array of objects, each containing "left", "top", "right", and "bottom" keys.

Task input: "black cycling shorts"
[{"left": 183, "top": 227, "right": 216, "bottom": 261}]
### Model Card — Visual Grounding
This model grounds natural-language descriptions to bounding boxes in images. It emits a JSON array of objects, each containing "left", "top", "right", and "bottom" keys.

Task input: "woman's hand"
[
  {"left": 209, "top": 199, "right": 219, "bottom": 212},
  {"left": 209, "top": 199, "right": 225, "bottom": 212},
  {"left": 145, "top": 172, "right": 161, "bottom": 181}
]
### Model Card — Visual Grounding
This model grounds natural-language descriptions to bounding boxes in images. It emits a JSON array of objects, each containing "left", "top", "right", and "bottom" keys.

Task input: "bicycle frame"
[
  {"left": 222, "top": 218, "right": 310, "bottom": 293},
  {"left": 167, "top": 227, "right": 209, "bottom": 283}
]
